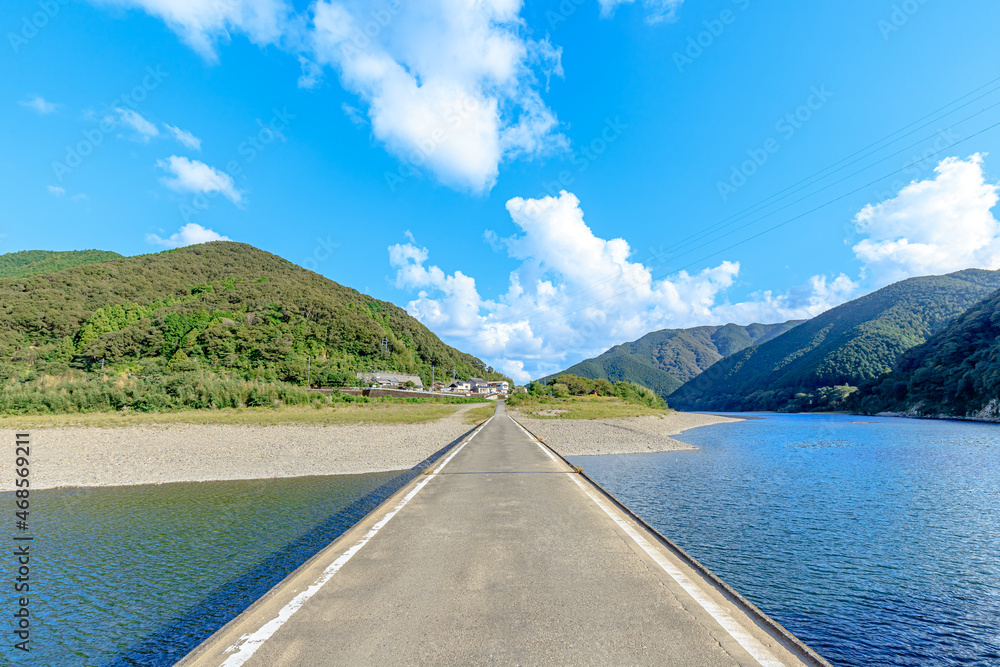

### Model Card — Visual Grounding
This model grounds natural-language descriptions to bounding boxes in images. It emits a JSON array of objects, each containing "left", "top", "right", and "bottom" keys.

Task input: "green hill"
[
  {"left": 547, "top": 321, "right": 801, "bottom": 398},
  {"left": 0, "top": 242, "right": 506, "bottom": 414},
  {"left": 0, "top": 249, "right": 123, "bottom": 278},
  {"left": 670, "top": 269, "right": 1000, "bottom": 412},
  {"left": 852, "top": 287, "right": 1000, "bottom": 420}
]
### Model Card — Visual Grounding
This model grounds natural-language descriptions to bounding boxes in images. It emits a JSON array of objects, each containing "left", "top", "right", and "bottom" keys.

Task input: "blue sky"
[{"left": 3, "top": 0, "right": 1000, "bottom": 381}]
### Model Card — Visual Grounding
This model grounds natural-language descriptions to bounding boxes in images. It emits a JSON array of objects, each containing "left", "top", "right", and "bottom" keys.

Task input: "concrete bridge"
[{"left": 180, "top": 402, "right": 828, "bottom": 666}]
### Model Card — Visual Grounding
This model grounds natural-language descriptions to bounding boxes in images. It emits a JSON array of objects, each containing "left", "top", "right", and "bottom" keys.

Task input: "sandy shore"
[
  {"left": 3, "top": 407, "right": 740, "bottom": 491},
  {"left": 509, "top": 411, "right": 742, "bottom": 456},
  {"left": 2, "top": 405, "right": 482, "bottom": 491}
]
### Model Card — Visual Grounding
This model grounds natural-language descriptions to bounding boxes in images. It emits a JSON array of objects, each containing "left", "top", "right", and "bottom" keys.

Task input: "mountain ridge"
[
  {"left": 670, "top": 268, "right": 1000, "bottom": 412},
  {"left": 852, "top": 285, "right": 1000, "bottom": 420},
  {"left": 544, "top": 320, "right": 802, "bottom": 398},
  {"left": 0, "top": 242, "right": 508, "bottom": 399},
  {"left": 0, "top": 249, "right": 123, "bottom": 279}
]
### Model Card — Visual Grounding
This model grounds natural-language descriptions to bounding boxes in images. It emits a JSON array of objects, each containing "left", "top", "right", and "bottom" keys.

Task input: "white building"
[{"left": 468, "top": 377, "right": 491, "bottom": 393}]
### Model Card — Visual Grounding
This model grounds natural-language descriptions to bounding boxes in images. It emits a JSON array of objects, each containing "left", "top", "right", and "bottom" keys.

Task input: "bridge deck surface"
[{"left": 180, "top": 402, "right": 821, "bottom": 667}]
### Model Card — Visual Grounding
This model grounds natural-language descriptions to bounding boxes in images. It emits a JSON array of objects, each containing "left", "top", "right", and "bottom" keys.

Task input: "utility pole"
[
  {"left": 307, "top": 356, "right": 311, "bottom": 386},
  {"left": 431, "top": 364, "right": 434, "bottom": 389}
]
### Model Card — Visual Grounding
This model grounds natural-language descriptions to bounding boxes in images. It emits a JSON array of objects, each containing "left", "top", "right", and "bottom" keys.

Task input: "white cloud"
[
  {"left": 306, "top": 0, "right": 566, "bottom": 193},
  {"left": 341, "top": 103, "right": 367, "bottom": 127},
  {"left": 92, "top": 0, "right": 565, "bottom": 192},
  {"left": 390, "top": 191, "right": 851, "bottom": 380},
  {"left": 297, "top": 55, "right": 323, "bottom": 89},
  {"left": 71, "top": 193, "right": 89, "bottom": 202},
  {"left": 146, "top": 223, "right": 231, "bottom": 248},
  {"left": 164, "top": 124, "right": 202, "bottom": 150},
  {"left": 93, "top": 0, "right": 298, "bottom": 62},
  {"left": 117, "top": 108, "right": 160, "bottom": 140},
  {"left": 598, "top": 0, "right": 684, "bottom": 24},
  {"left": 499, "top": 359, "right": 531, "bottom": 384},
  {"left": 47, "top": 185, "right": 65, "bottom": 197},
  {"left": 852, "top": 154, "right": 1000, "bottom": 287},
  {"left": 19, "top": 95, "right": 59, "bottom": 114},
  {"left": 156, "top": 156, "right": 244, "bottom": 205}
]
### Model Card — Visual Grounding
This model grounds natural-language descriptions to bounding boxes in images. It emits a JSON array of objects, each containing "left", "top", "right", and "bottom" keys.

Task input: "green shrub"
[
  {"left": 614, "top": 381, "right": 669, "bottom": 409},
  {"left": 0, "top": 370, "right": 313, "bottom": 415}
]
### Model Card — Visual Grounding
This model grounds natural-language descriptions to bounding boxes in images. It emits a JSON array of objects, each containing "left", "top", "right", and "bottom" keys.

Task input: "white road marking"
[
  {"left": 563, "top": 472, "right": 785, "bottom": 667},
  {"left": 217, "top": 417, "right": 493, "bottom": 667},
  {"left": 508, "top": 416, "right": 559, "bottom": 462},
  {"left": 507, "top": 414, "right": 784, "bottom": 666}
]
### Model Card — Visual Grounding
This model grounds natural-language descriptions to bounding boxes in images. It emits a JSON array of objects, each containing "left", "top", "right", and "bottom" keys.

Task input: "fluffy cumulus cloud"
[
  {"left": 92, "top": 0, "right": 298, "bottom": 61},
  {"left": 146, "top": 223, "right": 231, "bottom": 248},
  {"left": 156, "top": 156, "right": 244, "bottom": 205},
  {"left": 598, "top": 0, "right": 684, "bottom": 24},
  {"left": 390, "top": 191, "right": 853, "bottom": 382},
  {"left": 310, "top": 0, "right": 566, "bottom": 192},
  {"left": 93, "top": 0, "right": 565, "bottom": 193},
  {"left": 853, "top": 154, "right": 1000, "bottom": 287}
]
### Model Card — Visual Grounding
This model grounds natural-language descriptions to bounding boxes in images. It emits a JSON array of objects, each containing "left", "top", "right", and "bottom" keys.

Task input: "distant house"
[
  {"left": 355, "top": 371, "right": 424, "bottom": 389},
  {"left": 488, "top": 381, "right": 510, "bottom": 394},
  {"left": 468, "top": 377, "right": 491, "bottom": 393},
  {"left": 449, "top": 380, "right": 471, "bottom": 392}
]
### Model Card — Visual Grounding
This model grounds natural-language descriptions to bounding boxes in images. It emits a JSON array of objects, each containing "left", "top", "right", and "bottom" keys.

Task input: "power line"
[
  {"left": 659, "top": 95, "right": 1000, "bottom": 261},
  {"left": 649, "top": 100, "right": 1000, "bottom": 266},
  {"left": 487, "top": 75, "right": 1000, "bottom": 326},
  {"left": 489, "top": 102, "right": 1000, "bottom": 329},
  {"left": 506, "top": 118, "right": 1000, "bottom": 332}
]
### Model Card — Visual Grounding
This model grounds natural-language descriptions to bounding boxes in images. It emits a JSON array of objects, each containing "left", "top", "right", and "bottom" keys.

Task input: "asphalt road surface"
[{"left": 179, "top": 402, "right": 826, "bottom": 667}]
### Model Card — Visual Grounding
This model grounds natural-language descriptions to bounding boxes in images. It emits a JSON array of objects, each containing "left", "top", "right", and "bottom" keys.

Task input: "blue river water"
[
  {"left": 572, "top": 413, "right": 1000, "bottom": 667},
  {"left": 1, "top": 436, "right": 457, "bottom": 666}
]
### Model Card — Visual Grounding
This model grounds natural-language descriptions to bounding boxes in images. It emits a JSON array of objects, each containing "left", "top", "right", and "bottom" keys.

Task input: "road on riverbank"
[{"left": 180, "top": 401, "right": 827, "bottom": 666}]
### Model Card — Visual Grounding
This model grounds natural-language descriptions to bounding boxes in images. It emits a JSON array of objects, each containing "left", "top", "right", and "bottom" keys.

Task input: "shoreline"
[
  {"left": 2, "top": 405, "right": 484, "bottom": 492},
  {"left": 874, "top": 410, "right": 1000, "bottom": 424},
  {"left": 4, "top": 408, "right": 743, "bottom": 492},
  {"left": 509, "top": 410, "right": 742, "bottom": 457}
]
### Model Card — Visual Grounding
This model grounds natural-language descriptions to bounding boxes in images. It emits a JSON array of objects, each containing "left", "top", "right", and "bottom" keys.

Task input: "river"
[{"left": 573, "top": 413, "right": 1000, "bottom": 666}]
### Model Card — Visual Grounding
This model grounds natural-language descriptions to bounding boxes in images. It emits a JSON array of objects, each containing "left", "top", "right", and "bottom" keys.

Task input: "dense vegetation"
[
  {"left": 670, "top": 269, "right": 1000, "bottom": 412},
  {"left": 852, "top": 287, "right": 1000, "bottom": 419},
  {"left": 0, "top": 242, "right": 508, "bottom": 414},
  {"left": 549, "top": 322, "right": 800, "bottom": 398},
  {"left": 0, "top": 249, "right": 123, "bottom": 279},
  {"left": 510, "top": 373, "right": 668, "bottom": 410}
]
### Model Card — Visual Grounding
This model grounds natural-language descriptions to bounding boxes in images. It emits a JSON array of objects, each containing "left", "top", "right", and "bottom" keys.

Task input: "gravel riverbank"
[
  {"left": 4, "top": 407, "right": 739, "bottom": 491},
  {"left": 510, "top": 411, "right": 742, "bottom": 456},
  {"left": 2, "top": 404, "right": 483, "bottom": 491}
]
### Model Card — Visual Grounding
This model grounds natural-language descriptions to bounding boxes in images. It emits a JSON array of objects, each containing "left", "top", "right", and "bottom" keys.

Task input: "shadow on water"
[{"left": 109, "top": 431, "right": 469, "bottom": 667}]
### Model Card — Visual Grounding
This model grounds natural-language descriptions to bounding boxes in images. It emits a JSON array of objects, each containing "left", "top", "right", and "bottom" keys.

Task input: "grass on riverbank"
[
  {"left": 463, "top": 404, "right": 497, "bottom": 424},
  {"left": 0, "top": 400, "right": 477, "bottom": 428},
  {"left": 507, "top": 394, "right": 673, "bottom": 420}
]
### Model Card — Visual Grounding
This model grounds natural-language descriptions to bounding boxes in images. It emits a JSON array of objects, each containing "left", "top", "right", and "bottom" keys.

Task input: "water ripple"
[
  {"left": 574, "top": 414, "right": 1000, "bottom": 667},
  {"left": 1, "top": 437, "right": 460, "bottom": 666}
]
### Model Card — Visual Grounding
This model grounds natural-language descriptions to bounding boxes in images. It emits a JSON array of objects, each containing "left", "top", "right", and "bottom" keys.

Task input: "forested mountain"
[
  {"left": 0, "top": 242, "right": 507, "bottom": 413},
  {"left": 670, "top": 269, "right": 1000, "bottom": 412},
  {"left": 0, "top": 249, "right": 123, "bottom": 278},
  {"left": 547, "top": 321, "right": 801, "bottom": 398},
  {"left": 852, "top": 287, "right": 1000, "bottom": 419}
]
